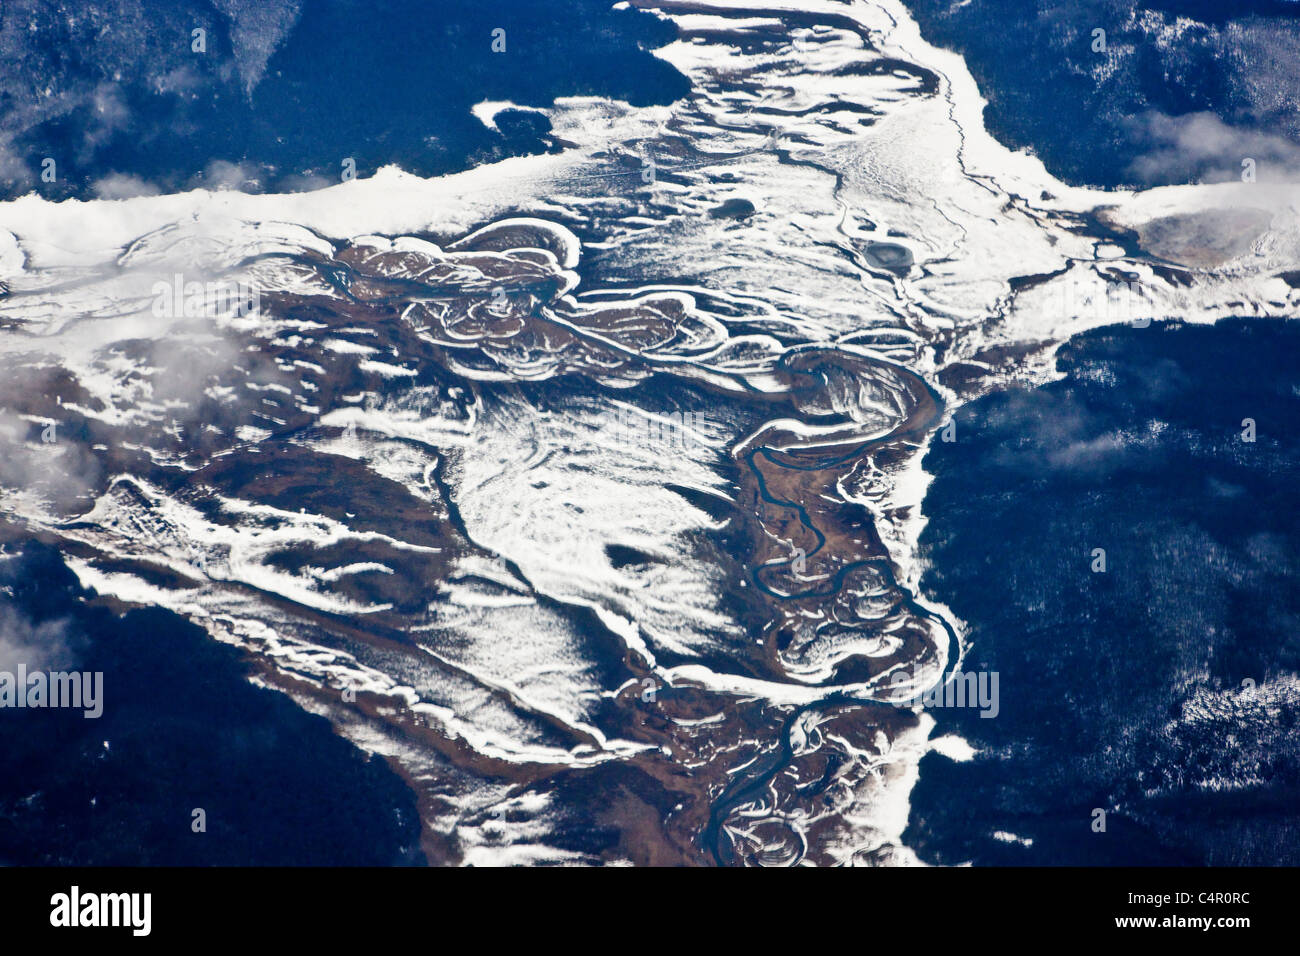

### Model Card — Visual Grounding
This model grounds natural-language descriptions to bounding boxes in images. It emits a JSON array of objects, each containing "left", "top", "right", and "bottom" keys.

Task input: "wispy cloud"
[
  {"left": 1126, "top": 110, "right": 1300, "bottom": 185},
  {"left": 0, "top": 604, "right": 78, "bottom": 673}
]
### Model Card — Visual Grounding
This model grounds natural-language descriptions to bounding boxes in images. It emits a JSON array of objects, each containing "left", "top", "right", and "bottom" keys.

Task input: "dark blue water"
[
  {"left": 5, "top": 0, "right": 689, "bottom": 200},
  {"left": 906, "top": 318, "right": 1300, "bottom": 865},
  {"left": 0, "top": 542, "right": 425, "bottom": 865},
  {"left": 898, "top": 0, "right": 1300, "bottom": 187}
]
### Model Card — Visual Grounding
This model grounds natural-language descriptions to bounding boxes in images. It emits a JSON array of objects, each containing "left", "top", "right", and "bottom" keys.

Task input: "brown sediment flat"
[
  {"left": 4, "top": 211, "right": 968, "bottom": 866},
  {"left": 729, "top": 356, "right": 944, "bottom": 687},
  {"left": 1135, "top": 208, "right": 1274, "bottom": 269}
]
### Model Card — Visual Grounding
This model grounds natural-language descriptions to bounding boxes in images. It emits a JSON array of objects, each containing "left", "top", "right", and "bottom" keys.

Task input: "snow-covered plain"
[{"left": 0, "top": 0, "right": 1296, "bottom": 865}]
